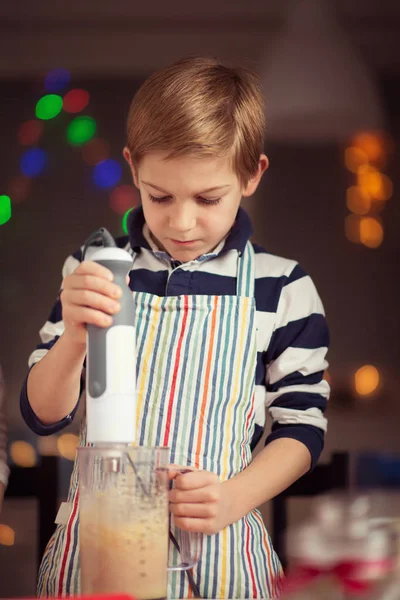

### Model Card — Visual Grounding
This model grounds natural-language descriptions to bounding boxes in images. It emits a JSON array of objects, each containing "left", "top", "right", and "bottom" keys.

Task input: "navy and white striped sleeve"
[
  {"left": 264, "top": 264, "right": 330, "bottom": 469},
  {"left": 20, "top": 252, "right": 84, "bottom": 436}
]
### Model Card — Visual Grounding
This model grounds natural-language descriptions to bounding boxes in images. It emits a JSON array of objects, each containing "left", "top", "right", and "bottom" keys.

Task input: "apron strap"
[{"left": 236, "top": 242, "right": 255, "bottom": 298}]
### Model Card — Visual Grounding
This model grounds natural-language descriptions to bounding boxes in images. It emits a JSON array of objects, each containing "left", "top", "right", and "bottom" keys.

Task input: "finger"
[
  {"left": 170, "top": 503, "right": 218, "bottom": 519},
  {"left": 75, "top": 260, "right": 114, "bottom": 281},
  {"left": 169, "top": 487, "right": 219, "bottom": 504},
  {"left": 168, "top": 465, "right": 196, "bottom": 481},
  {"left": 65, "top": 273, "right": 122, "bottom": 300},
  {"left": 173, "top": 516, "right": 211, "bottom": 534},
  {"left": 62, "top": 289, "right": 120, "bottom": 315},
  {"left": 63, "top": 306, "right": 113, "bottom": 328},
  {"left": 174, "top": 471, "right": 216, "bottom": 491}
]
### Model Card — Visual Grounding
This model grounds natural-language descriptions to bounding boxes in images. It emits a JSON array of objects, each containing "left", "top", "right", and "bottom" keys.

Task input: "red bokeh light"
[
  {"left": 17, "top": 120, "right": 44, "bottom": 146},
  {"left": 81, "top": 138, "right": 110, "bottom": 166},
  {"left": 63, "top": 89, "right": 90, "bottom": 114},
  {"left": 110, "top": 185, "right": 140, "bottom": 215}
]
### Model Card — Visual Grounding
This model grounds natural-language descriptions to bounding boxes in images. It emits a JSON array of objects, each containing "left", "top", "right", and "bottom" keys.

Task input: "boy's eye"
[
  {"left": 199, "top": 197, "right": 221, "bottom": 206},
  {"left": 148, "top": 194, "right": 221, "bottom": 206},
  {"left": 149, "top": 194, "right": 171, "bottom": 203}
]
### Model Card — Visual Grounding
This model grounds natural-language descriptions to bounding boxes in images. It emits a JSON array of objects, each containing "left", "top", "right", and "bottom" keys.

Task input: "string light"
[
  {"left": 44, "top": 68, "right": 71, "bottom": 93},
  {"left": 122, "top": 207, "right": 134, "bottom": 234},
  {"left": 17, "top": 120, "right": 44, "bottom": 146},
  {"left": 10, "top": 441, "right": 37, "bottom": 467},
  {"left": 7, "top": 176, "right": 32, "bottom": 204},
  {"left": 344, "top": 130, "right": 394, "bottom": 248},
  {"left": 0, "top": 195, "right": 12, "bottom": 225},
  {"left": 67, "top": 116, "right": 97, "bottom": 146},
  {"left": 93, "top": 159, "right": 122, "bottom": 188},
  {"left": 110, "top": 185, "right": 139, "bottom": 215},
  {"left": 82, "top": 138, "right": 110, "bottom": 166},
  {"left": 57, "top": 434, "right": 79, "bottom": 461},
  {"left": 354, "top": 365, "right": 380, "bottom": 396},
  {"left": 36, "top": 94, "right": 63, "bottom": 120},
  {"left": 20, "top": 148, "right": 47, "bottom": 177},
  {"left": 359, "top": 216, "right": 384, "bottom": 248},
  {"left": 0, "top": 525, "right": 15, "bottom": 546},
  {"left": 63, "top": 89, "right": 90, "bottom": 114}
]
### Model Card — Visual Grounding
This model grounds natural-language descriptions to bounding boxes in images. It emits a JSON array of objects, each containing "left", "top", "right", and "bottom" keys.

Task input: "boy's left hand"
[{"left": 168, "top": 469, "right": 229, "bottom": 535}]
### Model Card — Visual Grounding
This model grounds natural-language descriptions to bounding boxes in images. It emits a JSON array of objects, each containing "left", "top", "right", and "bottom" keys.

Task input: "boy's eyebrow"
[{"left": 142, "top": 181, "right": 231, "bottom": 195}]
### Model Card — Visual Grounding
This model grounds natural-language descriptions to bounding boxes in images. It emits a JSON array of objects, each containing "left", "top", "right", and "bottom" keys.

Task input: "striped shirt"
[{"left": 20, "top": 207, "right": 329, "bottom": 468}]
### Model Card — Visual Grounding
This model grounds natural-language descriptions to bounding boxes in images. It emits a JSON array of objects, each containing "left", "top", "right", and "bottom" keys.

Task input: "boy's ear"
[
  {"left": 123, "top": 147, "right": 139, "bottom": 189},
  {"left": 242, "top": 154, "right": 269, "bottom": 197}
]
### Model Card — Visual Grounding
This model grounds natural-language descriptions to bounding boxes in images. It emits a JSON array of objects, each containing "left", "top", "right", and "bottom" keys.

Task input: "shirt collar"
[{"left": 127, "top": 205, "right": 253, "bottom": 258}]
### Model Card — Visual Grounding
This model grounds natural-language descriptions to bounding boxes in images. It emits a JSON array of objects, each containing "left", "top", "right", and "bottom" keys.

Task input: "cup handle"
[
  {"left": 168, "top": 468, "right": 203, "bottom": 571},
  {"left": 168, "top": 528, "right": 203, "bottom": 571}
]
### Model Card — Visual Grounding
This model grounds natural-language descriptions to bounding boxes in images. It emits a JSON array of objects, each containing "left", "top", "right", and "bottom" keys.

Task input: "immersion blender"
[{"left": 82, "top": 227, "right": 136, "bottom": 445}]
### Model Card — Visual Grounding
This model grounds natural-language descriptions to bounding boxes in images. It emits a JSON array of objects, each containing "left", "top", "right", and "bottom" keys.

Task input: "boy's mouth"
[{"left": 170, "top": 239, "right": 198, "bottom": 246}]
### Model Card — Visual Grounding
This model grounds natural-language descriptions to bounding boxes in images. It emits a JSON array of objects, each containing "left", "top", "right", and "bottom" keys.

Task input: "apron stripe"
[
  {"left": 138, "top": 296, "right": 165, "bottom": 444},
  {"left": 194, "top": 296, "right": 218, "bottom": 468},
  {"left": 250, "top": 513, "right": 270, "bottom": 597},
  {"left": 186, "top": 297, "right": 213, "bottom": 466},
  {"left": 58, "top": 490, "right": 79, "bottom": 596},
  {"left": 171, "top": 298, "right": 201, "bottom": 464},
  {"left": 244, "top": 515, "right": 258, "bottom": 598},
  {"left": 253, "top": 510, "right": 275, "bottom": 597},
  {"left": 136, "top": 295, "right": 162, "bottom": 433},
  {"left": 163, "top": 295, "right": 189, "bottom": 446},
  {"left": 155, "top": 299, "right": 180, "bottom": 447}
]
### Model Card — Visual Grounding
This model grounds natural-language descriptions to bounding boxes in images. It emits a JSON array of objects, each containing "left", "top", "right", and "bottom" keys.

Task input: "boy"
[{"left": 21, "top": 57, "right": 329, "bottom": 599}]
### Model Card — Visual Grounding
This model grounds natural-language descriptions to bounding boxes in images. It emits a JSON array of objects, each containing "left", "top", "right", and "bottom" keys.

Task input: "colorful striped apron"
[{"left": 37, "top": 242, "right": 282, "bottom": 598}]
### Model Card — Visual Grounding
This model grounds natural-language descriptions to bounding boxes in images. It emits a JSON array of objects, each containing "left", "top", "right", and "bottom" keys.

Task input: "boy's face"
[{"left": 124, "top": 150, "right": 268, "bottom": 262}]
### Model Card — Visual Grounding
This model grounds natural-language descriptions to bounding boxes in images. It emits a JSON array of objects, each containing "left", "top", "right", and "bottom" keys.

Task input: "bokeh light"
[
  {"left": 344, "top": 214, "right": 361, "bottom": 244},
  {"left": 67, "top": 116, "right": 97, "bottom": 146},
  {"left": 346, "top": 186, "right": 371, "bottom": 215},
  {"left": 122, "top": 207, "right": 134, "bottom": 234},
  {"left": 7, "top": 176, "right": 32, "bottom": 204},
  {"left": 110, "top": 185, "right": 139, "bottom": 215},
  {"left": 20, "top": 148, "right": 47, "bottom": 177},
  {"left": 0, "top": 195, "right": 12, "bottom": 225},
  {"left": 350, "top": 131, "right": 392, "bottom": 167},
  {"left": 10, "top": 441, "right": 37, "bottom": 467},
  {"left": 0, "top": 525, "right": 15, "bottom": 547},
  {"left": 57, "top": 433, "right": 79, "bottom": 461},
  {"left": 359, "top": 216, "right": 384, "bottom": 248},
  {"left": 93, "top": 159, "right": 122, "bottom": 188},
  {"left": 44, "top": 68, "right": 71, "bottom": 93},
  {"left": 354, "top": 365, "right": 380, "bottom": 396},
  {"left": 37, "top": 435, "right": 59, "bottom": 456},
  {"left": 63, "top": 89, "right": 90, "bottom": 114},
  {"left": 82, "top": 138, "right": 110, "bottom": 166},
  {"left": 17, "top": 120, "right": 44, "bottom": 146},
  {"left": 357, "top": 166, "right": 393, "bottom": 202},
  {"left": 36, "top": 94, "right": 63, "bottom": 120},
  {"left": 344, "top": 147, "right": 369, "bottom": 173}
]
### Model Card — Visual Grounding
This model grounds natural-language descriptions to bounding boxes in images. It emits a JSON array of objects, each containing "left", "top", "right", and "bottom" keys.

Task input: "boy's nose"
[{"left": 169, "top": 207, "right": 196, "bottom": 232}]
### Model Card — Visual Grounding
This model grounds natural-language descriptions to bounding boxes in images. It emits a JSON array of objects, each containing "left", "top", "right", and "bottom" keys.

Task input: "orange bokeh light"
[
  {"left": 354, "top": 365, "right": 380, "bottom": 396},
  {"left": 359, "top": 217, "right": 384, "bottom": 248},
  {"left": 345, "top": 214, "right": 361, "bottom": 244},
  {"left": 344, "top": 147, "right": 369, "bottom": 173}
]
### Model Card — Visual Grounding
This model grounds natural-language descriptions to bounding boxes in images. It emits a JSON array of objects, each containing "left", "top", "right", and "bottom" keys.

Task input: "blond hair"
[{"left": 126, "top": 57, "right": 265, "bottom": 186}]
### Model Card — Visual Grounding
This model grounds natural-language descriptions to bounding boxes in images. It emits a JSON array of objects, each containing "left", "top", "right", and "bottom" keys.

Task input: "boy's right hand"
[{"left": 60, "top": 260, "right": 122, "bottom": 346}]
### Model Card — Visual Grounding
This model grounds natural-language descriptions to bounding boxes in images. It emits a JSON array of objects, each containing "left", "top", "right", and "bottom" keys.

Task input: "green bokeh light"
[
  {"left": 0, "top": 195, "right": 12, "bottom": 225},
  {"left": 122, "top": 207, "right": 134, "bottom": 234},
  {"left": 67, "top": 116, "right": 97, "bottom": 146},
  {"left": 36, "top": 94, "right": 63, "bottom": 120}
]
